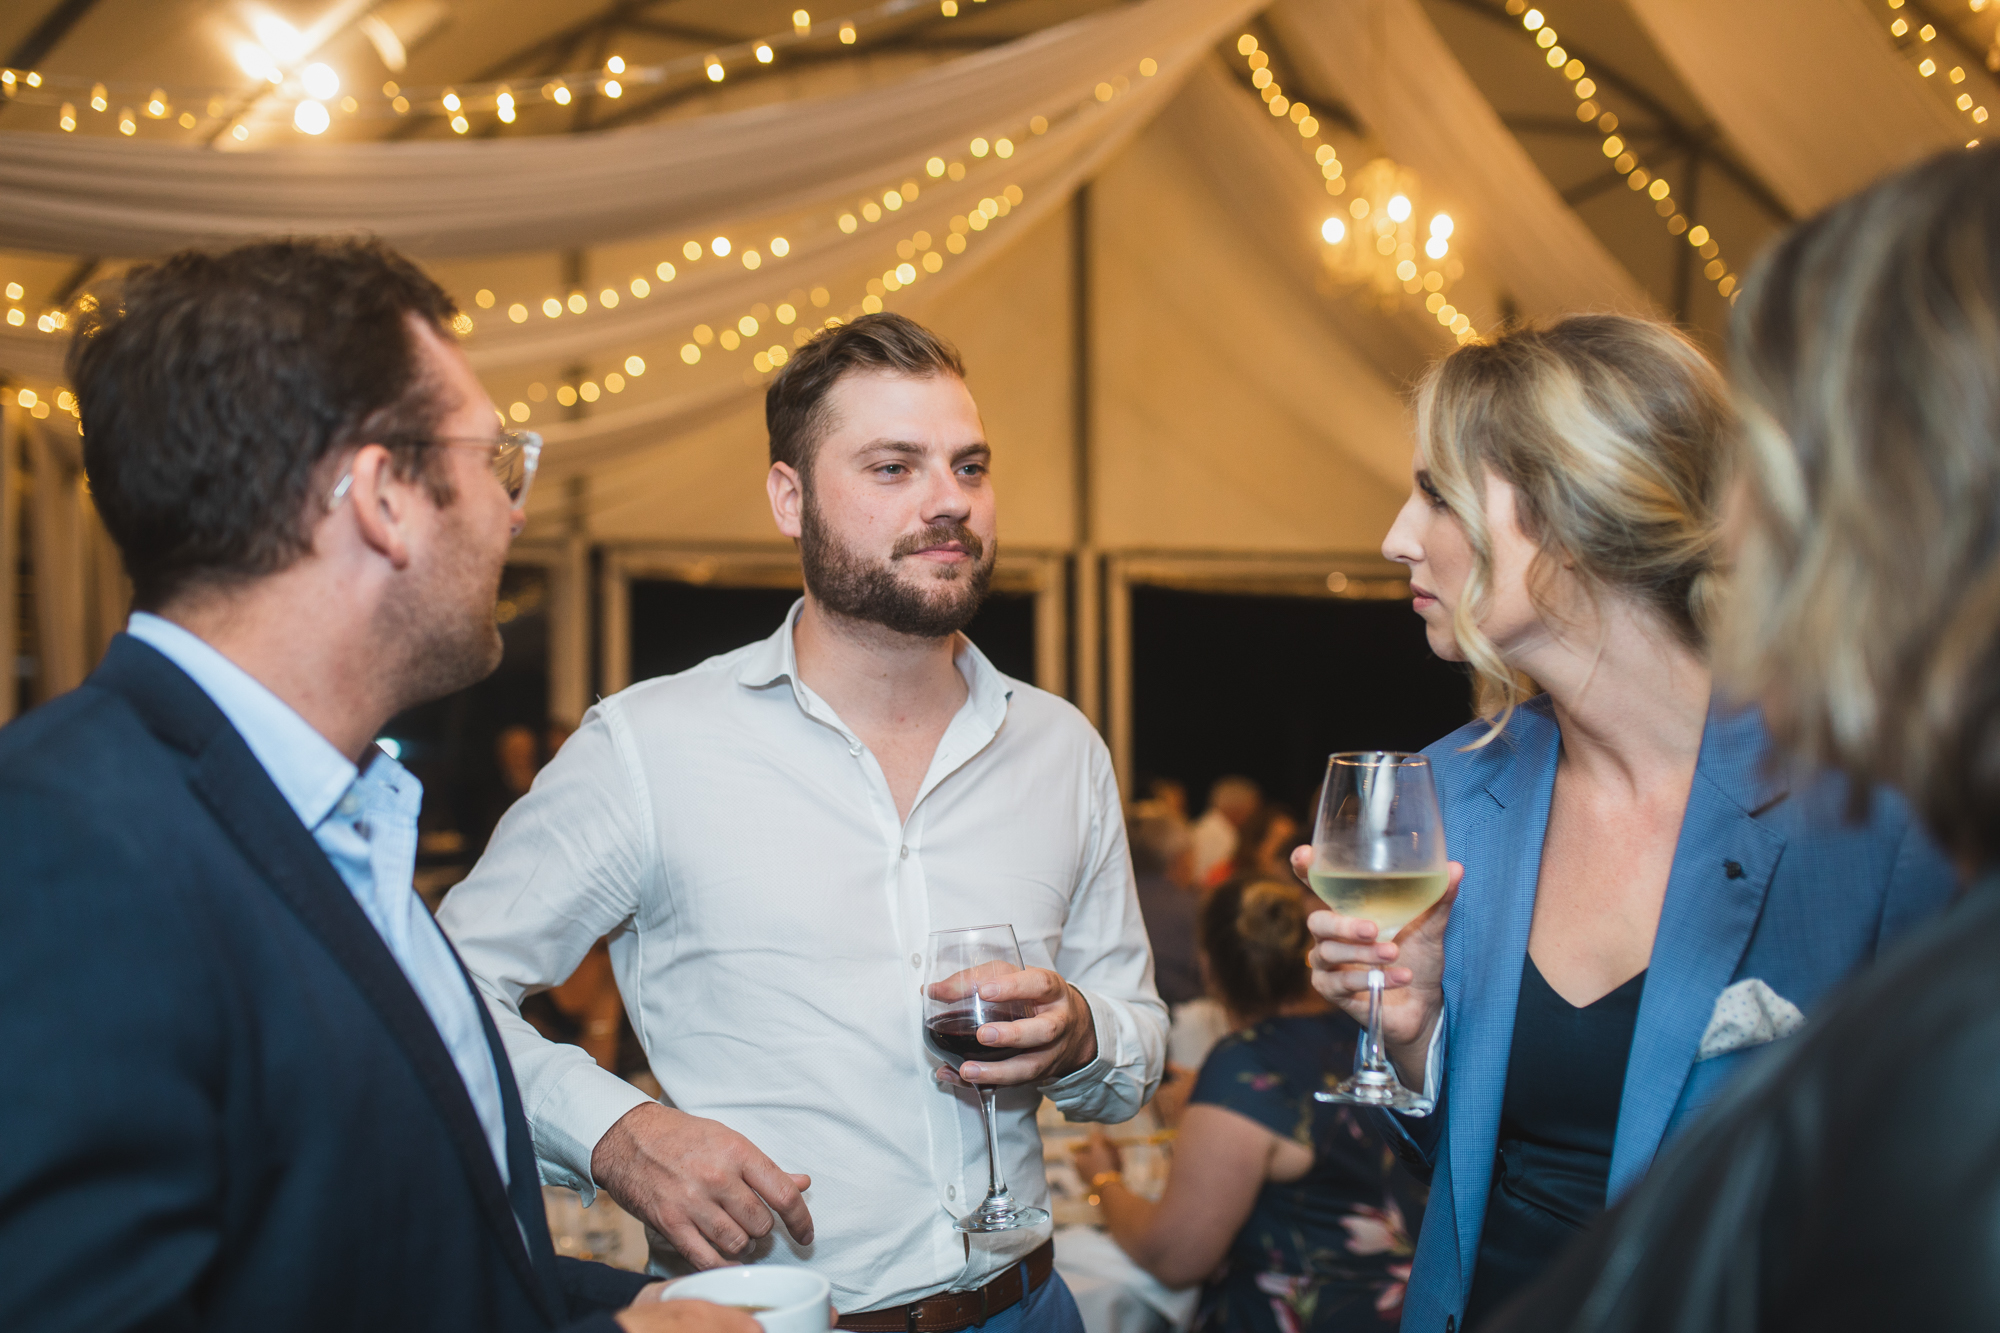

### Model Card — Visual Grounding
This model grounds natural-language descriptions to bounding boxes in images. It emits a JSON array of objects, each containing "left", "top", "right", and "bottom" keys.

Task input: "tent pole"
[
  {"left": 549, "top": 476, "right": 592, "bottom": 727},
  {"left": 1069, "top": 182, "right": 1105, "bottom": 735}
]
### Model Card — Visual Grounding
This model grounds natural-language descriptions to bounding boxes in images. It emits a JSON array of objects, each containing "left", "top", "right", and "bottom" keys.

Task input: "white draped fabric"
[
  {"left": 1272, "top": 0, "right": 1653, "bottom": 320},
  {"left": 1624, "top": 0, "right": 1970, "bottom": 217},
  {"left": 0, "top": 0, "right": 1254, "bottom": 261}
]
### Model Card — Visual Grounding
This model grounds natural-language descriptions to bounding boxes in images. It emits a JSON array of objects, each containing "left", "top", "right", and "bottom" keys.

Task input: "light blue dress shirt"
[{"left": 126, "top": 612, "right": 512, "bottom": 1186}]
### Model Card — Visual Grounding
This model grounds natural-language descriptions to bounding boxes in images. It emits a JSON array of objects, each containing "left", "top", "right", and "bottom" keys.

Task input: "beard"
[
  {"left": 799, "top": 489, "right": 995, "bottom": 638},
  {"left": 376, "top": 503, "right": 508, "bottom": 713}
]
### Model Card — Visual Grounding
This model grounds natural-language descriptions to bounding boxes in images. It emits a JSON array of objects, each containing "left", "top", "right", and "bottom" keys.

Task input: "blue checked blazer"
[{"left": 1390, "top": 697, "right": 1957, "bottom": 1333}]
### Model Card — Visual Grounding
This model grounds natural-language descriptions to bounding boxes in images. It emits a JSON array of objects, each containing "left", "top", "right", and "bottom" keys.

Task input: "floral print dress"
[{"left": 1187, "top": 1013, "right": 1427, "bottom": 1333}]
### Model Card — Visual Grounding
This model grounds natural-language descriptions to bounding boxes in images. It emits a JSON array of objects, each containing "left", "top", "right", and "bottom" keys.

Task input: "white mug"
[{"left": 660, "top": 1266, "right": 834, "bottom": 1333}]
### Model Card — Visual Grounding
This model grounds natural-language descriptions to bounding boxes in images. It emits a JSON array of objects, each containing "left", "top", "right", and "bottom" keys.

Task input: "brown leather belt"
[{"left": 836, "top": 1239, "right": 1055, "bottom": 1332}]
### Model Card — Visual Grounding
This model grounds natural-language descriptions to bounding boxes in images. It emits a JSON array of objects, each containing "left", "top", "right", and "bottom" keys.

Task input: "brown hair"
[
  {"left": 1720, "top": 142, "right": 2000, "bottom": 867},
  {"left": 1413, "top": 315, "right": 1733, "bottom": 730},
  {"left": 69, "top": 238, "right": 458, "bottom": 609},
  {"left": 1199, "top": 879, "right": 1313, "bottom": 1022},
  {"left": 764, "top": 311, "right": 964, "bottom": 483}
]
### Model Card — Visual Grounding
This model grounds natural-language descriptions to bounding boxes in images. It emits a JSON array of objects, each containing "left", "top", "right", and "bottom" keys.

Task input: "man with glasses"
[{"left": 0, "top": 239, "right": 744, "bottom": 1333}]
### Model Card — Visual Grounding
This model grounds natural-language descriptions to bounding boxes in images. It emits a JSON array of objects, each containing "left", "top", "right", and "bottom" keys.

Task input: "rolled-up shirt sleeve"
[
  {"left": 1041, "top": 744, "right": 1168, "bottom": 1123},
  {"left": 438, "top": 702, "right": 653, "bottom": 1198}
]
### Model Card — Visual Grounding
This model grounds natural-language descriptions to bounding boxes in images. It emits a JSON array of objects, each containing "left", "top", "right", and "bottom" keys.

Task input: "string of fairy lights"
[
  {"left": 1872, "top": 0, "right": 1993, "bottom": 145},
  {"left": 1501, "top": 0, "right": 1740, "bottom": 303},
  {"left": 0, "top": 0, "right": 1003, "bottom": 142},
  {"left": 1233, "top": 34, "right": 1476, "bottom": 342},
  {"left": 3, "top": 56, "right": 1161, "bottom": 428}
]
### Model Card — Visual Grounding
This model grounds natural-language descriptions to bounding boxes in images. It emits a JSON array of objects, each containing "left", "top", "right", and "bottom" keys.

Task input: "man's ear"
[
  {"left": 343, "top": 443, "right": 417, "bottom": 570},
  {"left": 767, "top": 461, "right": 805, "bottom": 540}
]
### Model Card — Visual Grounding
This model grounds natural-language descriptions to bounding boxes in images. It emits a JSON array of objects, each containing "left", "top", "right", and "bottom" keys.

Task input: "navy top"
[
  {"left": 1465, "top": 956, "right": 1646, "bottom": 1327},
  {"left": 1187, "top": 1013, "right": 1427, "bottom": 1333}
]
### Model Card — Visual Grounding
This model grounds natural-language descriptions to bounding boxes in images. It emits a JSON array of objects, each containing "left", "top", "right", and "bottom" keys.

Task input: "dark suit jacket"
[{"left": 0, "top": 635, "right": 653, "bottom": 1331}]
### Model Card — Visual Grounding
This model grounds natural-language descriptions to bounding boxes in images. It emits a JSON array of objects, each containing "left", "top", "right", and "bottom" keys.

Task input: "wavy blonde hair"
[
  {"left": 1412, "top": 315, "right": 1733, "bottom": 737},
  {"left": 1720, "top": 143, "right": 2000, "bottom": 866}
]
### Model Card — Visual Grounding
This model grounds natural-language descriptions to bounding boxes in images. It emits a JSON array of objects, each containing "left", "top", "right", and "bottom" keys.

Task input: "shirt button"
[
  {"left": 947, "top": 1186, "right": 956, "bottom": 1200},
  {"left": 900, "top": 845, "right": 909, "bottom": 859},
  {"left": 849, "top": 743, "right": 863, "bottom": 756},
  {"left": 911, "top": 953, "right": 922, "bottom": 968}
]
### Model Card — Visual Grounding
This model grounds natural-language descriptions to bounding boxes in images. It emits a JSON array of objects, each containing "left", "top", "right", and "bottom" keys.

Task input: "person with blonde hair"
[
  {"left": 1485, "top": 142, "right": 2000, "bottom": 1333},
  {"left": 1297, "top": 314, "right": 1957, "bottom": 1330},
  {"left": 1072, "top": 879, "right": 1424, "bottom": 1333}
]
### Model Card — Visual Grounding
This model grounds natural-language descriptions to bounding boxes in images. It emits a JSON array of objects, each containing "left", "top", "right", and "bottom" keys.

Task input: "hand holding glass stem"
[
  {"left": 922, "top": 924, "right": 1062, "bottom": 1233},
  {"left": 1300, "top": 752, "right": 1453, "bottom": 1112}
]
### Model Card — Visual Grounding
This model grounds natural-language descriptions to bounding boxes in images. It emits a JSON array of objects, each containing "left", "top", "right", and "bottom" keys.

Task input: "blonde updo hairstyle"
[
  {"left": 1199, "top": 879, "right": 1313, "bottom": 1024},
  {"left": 1412, "top": 314, "right": 1734, "bottom": 730}
]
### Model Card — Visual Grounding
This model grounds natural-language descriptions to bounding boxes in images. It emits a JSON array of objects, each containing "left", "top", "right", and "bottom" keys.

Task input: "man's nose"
[{"left": 920, "top": 463, "right": 973, "bottom": 520}]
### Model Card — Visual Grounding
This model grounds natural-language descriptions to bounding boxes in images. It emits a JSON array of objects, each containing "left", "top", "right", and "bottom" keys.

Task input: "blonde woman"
[
  {"left": 1487, "top": 142, "right": 2000, "bottom": 1333},
  {"left": 1298, "top": 315, "right": 1957, "bottom": 1331}
]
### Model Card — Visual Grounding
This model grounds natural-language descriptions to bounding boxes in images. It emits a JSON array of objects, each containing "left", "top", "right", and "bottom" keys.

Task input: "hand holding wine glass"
[
  {"left": 1304, "top": 752, "right": 1451, "bottom": 1112},
  {"left": 922, "top": 924, "right": 1052, "bottom": 1233},
  {"left": 1296, "top": 844, "right": 1460, "bottom": 1082}
]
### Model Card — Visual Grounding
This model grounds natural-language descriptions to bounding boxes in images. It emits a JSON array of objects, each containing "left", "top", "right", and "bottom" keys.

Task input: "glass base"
[
  {"left": 1315, "top": 1071, "right": 1434, "bottom": 1115},
  {"left": 954, "top": 1197, "right": 1051, "bottom": 1233}
]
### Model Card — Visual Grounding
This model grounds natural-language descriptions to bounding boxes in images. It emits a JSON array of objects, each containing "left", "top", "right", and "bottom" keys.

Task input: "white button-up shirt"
[{"left": 439, "top": 603, "right": 1166, "bottom": 1311}]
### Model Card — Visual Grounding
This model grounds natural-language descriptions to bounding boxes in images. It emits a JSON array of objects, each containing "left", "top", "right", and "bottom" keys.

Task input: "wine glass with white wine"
[{"left": 1307, "top": 751, "right": 1448, "bottom": 1113}]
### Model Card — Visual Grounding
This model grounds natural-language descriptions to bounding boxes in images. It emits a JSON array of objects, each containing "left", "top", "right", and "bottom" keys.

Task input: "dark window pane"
[
  {"left": 964, "top": 591, "right": 1036, "bottom": 684},
  {"left": 1131, "top": 586, "right": 1473, "bottom": 815},
  {"left": 629, "top": 582, "right": 803, "bottom": 683}
]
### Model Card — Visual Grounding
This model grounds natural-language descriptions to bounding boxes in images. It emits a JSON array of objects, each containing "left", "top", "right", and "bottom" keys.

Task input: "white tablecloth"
[
  {"left": 1040, "top": 1096, "right": 1199, "bottom": 1333},
  {"left": 1055, "top": 1225, "right": 1199, "bottom": 1333}
]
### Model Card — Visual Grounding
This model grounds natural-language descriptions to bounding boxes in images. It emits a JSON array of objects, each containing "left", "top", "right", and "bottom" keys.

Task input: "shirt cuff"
[
  {"left": 1038, "top": 984, "right": 1117, "bottom": 1103},
  {"left": 531, "top": 1061, "right": 655, "bottom": 1204},
  {"left": 1394, "top": 1019, "right": 1446, "bottom": 1110}
]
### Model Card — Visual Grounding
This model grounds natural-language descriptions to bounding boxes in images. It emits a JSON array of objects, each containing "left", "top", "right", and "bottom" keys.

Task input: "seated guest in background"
[
  {"left": 1073, "top": 880, "right": 1424, "bottom": 1333},
  {"left": 1130, "top": 811, "right": 1203, "bottom": 1007},
  {"left": 440, "top": 313, "right": 1165, "bottom": 1330},
  {"left": 1228, "top": 802, "right": 1302, "bottom": 885},
  {"left": 1488, "top": 142, "right": 2000, "bottom": 1333},
  {"left": 1299, "top": 314, "right": 1958, "bottom": 1330},
  {"left": 1192, "top": 775, "right": 1260, "bottom": 886},
  {"left": 475, "top": 721, "right": 546, "bottom": 851},
  {"left": 1135, "top": 775, "right": 1189, "bottom": 824},
  {"left": 0, "top": 239, "right": 737, "bottom": 1333}
]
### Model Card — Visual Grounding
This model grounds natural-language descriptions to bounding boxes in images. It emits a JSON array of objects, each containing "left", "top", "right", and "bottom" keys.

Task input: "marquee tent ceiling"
[{"left": 1, "top": 0, "right": 1994, "bottom": 560}]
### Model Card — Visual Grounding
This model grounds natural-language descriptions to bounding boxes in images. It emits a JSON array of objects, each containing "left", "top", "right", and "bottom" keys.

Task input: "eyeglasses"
[{"left": 328, "top": 428, "right": 543, "bottom": 510}]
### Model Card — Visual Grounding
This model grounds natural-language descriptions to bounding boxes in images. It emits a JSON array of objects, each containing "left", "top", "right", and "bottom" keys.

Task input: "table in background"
[{"left": 1039, "top": 1098, "right": 1199, "bottom": 1333}]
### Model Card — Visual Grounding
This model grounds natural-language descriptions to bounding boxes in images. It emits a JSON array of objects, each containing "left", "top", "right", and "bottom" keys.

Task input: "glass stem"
[
  {"left": 1364, "top": 968, "right": 1390, "bottom": 1077},
  {"left": 979, "top": 1084, "right": 1008, "bottom": 1200}
]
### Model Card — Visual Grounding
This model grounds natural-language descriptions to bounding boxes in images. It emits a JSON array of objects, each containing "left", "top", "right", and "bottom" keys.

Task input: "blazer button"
[
  {"left": 1445, "top": 1319, "right": 1455, "bottom": 1333},
  {"left": 1724, "top": 859, "right": 1745, "bottom": 879}
]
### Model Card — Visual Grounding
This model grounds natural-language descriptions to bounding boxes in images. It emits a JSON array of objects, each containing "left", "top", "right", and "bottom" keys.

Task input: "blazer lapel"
[
  {"left": 95, "top": 637, "right": 563, "bottom": 1322},
  {"left": 470, "top": 953, "right": 568, "bottom": 1304},
  {"left": 1607, "top": 703, "right": 1787, "bottom": 1199},
  {"left": 1443, "top": 707, "right": 1561, "bottom": 1283}
]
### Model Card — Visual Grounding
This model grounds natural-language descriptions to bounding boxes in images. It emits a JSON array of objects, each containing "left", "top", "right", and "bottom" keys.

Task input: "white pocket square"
[{"left": 1696, "top": 978, "right": 1804, "bottom": 1061}]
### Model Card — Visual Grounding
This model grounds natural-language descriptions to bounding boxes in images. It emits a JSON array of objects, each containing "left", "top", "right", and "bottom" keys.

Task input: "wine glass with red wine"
[{"left": 922, "top": 924, "right": 1052, "bottom": 1233}]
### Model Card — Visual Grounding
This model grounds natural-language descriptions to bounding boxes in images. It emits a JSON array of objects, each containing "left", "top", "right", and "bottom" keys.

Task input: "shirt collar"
[
  {"left": 125, "top": 611, "right": 382, "bottom": 829},
  {"left": 736, "top": 597, "right": 1015, "bottom": 726}
]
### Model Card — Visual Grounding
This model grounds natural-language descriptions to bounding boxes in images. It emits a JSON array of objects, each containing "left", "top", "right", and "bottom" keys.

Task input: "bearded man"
[{"left": 440, "top": 313, "right": 1165, "bottom": 1332}]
